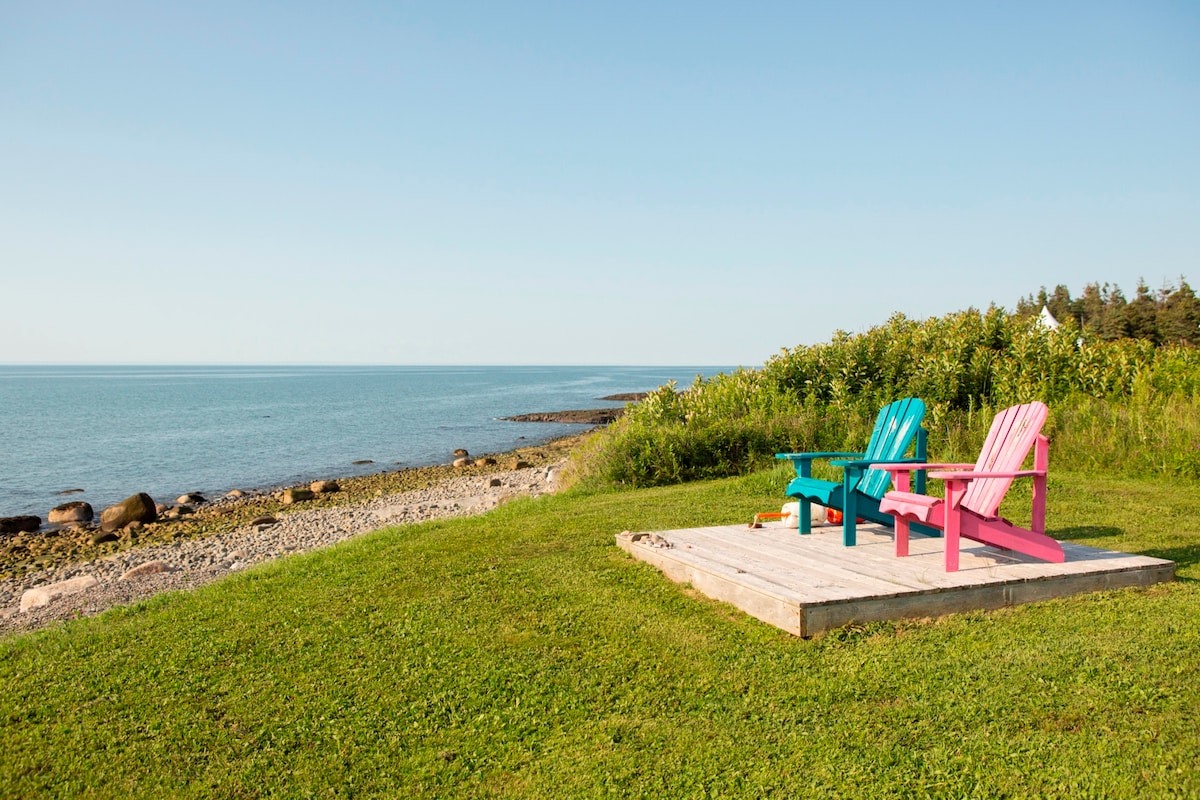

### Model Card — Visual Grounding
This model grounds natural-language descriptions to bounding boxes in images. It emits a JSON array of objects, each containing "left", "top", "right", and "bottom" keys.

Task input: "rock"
[
  {"left": 91, "top": 531, "right": 119, "bottom": 545},
  {"left": 126, "top": 520, "right": 144, "bottom": 531},
  {"left": 510, "top": 460, "right": 533, "bottom": 470},
  {"left": 0, "top": 516, "right": 41, "bottom": 535},
  {"left": 225, "top": 489, "right": 246, "bottom": 498},
  {"left": 48, "top": 501, "right": 94, "bottom": 525},
  {"left": 310, "top": 480, "right": 340, "bottom": 494},
  {"left": 100, "top": 493, "right": 157, "bottom": 532},
  {"left": 489, "top": 478, "right": 502, "bottom": 487},
  {"left": 453, "top": 448, "right": 469, "bottom": 457},
  {"left": 476, "top": 456, "right": 497, "bottom": 466},
  {"left": 352, "top": 460, "right": 373, "bottom": 465},
  {"left": 176, "top": 493, "right": 206, "bottom": 505},
  {"left": 282, "top": 488, "right": 314, "bottom": 504},
  {"left": 249, "top": 516, "right": 278, "bottom": 527},
  {"left": 174, "top": 505, "right": 193, "bottom": 516},
  {"left": 55, "top": 488, "right": 85, "bottom": 495},
  {"left": 19, "top": 575, "right": 98, "bottom": 612},
  {"left": 155, "top": 503, "right": 171, "bottom": 515},
  {"left": 453, "top": 457, "right": 473, "bottom": 468},
  {"left": 120, "top": 561, "right": 175, "bottom": 581}
]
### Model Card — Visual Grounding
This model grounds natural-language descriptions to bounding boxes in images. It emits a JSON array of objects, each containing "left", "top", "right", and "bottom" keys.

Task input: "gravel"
[{"left": 0, "top": 463, "right": 561, "bottom": 637}]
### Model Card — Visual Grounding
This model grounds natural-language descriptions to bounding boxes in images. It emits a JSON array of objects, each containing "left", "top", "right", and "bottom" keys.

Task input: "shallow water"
[{"left": 0, "top": 365, "right": 728, "bottom": 518}]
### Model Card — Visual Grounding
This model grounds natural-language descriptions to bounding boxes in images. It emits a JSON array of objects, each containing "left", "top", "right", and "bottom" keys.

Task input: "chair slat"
[{"left": 961, "top": 402, "right": 1048, "bottom": 517}]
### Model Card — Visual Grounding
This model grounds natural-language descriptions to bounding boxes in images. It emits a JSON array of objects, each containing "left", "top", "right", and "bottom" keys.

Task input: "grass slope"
[{"left": 2, "top": 469, "right": 1198, "bottom": 798}]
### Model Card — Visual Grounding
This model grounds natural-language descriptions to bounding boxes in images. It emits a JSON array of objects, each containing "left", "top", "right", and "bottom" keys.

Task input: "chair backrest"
[
  {"left": 961, "top": 402, "right": 1049, "bottom": 518},
  {"left": 856, "top": 398, "right": 927, "bottom": 499}
]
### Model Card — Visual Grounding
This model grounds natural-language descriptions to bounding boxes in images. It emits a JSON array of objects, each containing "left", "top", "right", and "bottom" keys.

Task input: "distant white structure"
[{"left": 1038, "top": 305, "right": 1061, "bottom": 330}]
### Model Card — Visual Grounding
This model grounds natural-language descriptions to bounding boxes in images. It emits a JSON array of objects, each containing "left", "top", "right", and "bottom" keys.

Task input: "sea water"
[{"left": 0, "top": 365, "right": 730, "bottom": 519}]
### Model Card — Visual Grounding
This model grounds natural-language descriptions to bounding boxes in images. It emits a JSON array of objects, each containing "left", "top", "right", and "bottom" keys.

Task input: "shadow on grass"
[
  {"left": 1139, "top": 544, "right": 1200, "bottom": 580},
  {"left": 1052, "top": 525, "right": 1124, "bottom": 542}
]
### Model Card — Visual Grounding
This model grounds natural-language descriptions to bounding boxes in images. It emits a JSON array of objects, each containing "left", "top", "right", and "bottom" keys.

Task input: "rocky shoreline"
[{"left": 0, "top": 436, "right": 579, "bottom": 638}]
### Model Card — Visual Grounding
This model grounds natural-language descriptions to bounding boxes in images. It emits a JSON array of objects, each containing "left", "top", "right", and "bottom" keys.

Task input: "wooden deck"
[{"left": 616, "top": 523, "right": 1175, "bottom": 637}]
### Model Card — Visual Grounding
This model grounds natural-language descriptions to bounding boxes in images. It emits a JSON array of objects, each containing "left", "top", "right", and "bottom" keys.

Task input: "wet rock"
[
  {"left": 453, "top": 449, "right": 469, "bottom": 457},
  {"left": 100, "top": 493, "right": 157, "bottom": 532},
  {"left": 55, "top": 488, "right": 85, "bottom": 496},
  {"left": 176, "top": 493, "right": 206, "bottom": 505},
  {"left": 48, "top": 502, "right": 94, "bottom": 525},
  {"left": 1, "top": 516, "right": 42, "bottom": 535},
  {"left": 352, "top": 460, "right": 373, "bottom": 465}
]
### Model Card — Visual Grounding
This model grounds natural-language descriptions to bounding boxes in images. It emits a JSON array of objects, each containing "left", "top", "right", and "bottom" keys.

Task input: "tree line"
[{"left": 1014, "top": 277, "right": 1200, "bottom": 346}]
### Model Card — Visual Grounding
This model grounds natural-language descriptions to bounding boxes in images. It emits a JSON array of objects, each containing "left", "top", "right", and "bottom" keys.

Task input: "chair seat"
[
  {"left": 879, "top": 491, "right": 941, "bottom": 524},
  {"left": 784, "top": 476, "right": 841, "bottom": 507}
]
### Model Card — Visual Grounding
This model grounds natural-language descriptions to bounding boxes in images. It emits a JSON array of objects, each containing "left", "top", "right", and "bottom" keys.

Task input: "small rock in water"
[
  {"left": 1, "top": 516, "right": 42, "bottom": 534},
  {"left": 56, "top": 488, "right": 86, "bottom": 495},
  {"left": 453, "top": 448, "right": 469, "bottom": 457},
  {"left": 352, "top": 460, "right": 374, "bottom": 465}
]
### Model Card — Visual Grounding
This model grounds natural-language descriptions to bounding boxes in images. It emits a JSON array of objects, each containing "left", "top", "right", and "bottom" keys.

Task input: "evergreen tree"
[
  {"left": 1126, "top": 279, "right": 1159, "bottom": 343},
  {"left": 1157, "top": 278, "right": 1200, "bottom": 345}
]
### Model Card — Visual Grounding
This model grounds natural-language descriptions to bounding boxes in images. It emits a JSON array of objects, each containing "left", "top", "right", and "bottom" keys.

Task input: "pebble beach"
[{"left": 0, "top": 439, "right": 575, "bottom": 639}]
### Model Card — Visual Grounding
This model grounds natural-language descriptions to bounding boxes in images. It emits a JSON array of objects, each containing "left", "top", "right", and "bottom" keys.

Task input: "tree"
[
  {"left": 1126, "top": 279, "right": 1158, "bottom": 343},
  {"left": 1157, "top": 278, "right": 1200, "bottom": 345}
]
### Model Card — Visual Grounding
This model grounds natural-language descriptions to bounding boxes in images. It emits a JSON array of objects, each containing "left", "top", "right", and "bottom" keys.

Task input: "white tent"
[{"left": 1038, "top": 305, "right": 1060, "bottom": 330}]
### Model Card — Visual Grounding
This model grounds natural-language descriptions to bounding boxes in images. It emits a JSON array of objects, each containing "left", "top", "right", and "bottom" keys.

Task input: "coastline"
[{"left": 0, "top": 431, "right": 589, "bottom": 638}]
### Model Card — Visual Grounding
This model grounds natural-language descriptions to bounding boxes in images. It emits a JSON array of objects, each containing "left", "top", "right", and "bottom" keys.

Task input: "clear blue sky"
[{"left": 2, "top": 2, "right": 1197, "bottom": 366}]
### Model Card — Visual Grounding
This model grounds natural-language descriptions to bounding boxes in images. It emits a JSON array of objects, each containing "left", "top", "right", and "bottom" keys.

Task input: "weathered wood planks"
[{"left": 615, "top": 523, "right": 1175, "bottom": 638}]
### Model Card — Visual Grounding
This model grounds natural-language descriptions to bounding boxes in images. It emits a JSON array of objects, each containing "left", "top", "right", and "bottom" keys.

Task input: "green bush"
[{"left": 570, "top": 308, "right": 1200, "bottom": 489}]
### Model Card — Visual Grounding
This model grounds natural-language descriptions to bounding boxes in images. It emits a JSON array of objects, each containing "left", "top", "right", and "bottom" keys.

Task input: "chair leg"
[
  {"left": 843, "top": 492, "right": 858, "bottom": 547},
  {"left": 798, "top": 498, "right": 812, "bottom": 535},
  {"left": 895, "top": 516, "right": 910, "bottom": 557},
  {"left": 944, "top": 479, "right": 965, "bottom": 572}
]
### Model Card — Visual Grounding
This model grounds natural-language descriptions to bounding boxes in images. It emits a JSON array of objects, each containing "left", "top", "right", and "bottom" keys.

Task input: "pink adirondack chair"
[{"left": 876, "top": 402, "right": 1064, "bottom": 572}]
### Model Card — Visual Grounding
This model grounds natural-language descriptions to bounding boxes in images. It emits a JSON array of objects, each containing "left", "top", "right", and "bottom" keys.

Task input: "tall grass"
[{"left": 569, "top": 309, "right": 1200, "bottom": 488}]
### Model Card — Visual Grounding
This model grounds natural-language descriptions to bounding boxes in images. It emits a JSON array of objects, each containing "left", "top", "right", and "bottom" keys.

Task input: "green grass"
[{"left": 2, "top": 469, "right": 1199, "bottom": 798}]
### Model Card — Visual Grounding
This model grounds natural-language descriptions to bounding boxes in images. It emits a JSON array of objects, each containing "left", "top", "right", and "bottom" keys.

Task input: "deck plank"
[{"left": 616, "top": 523, "right": 1175, "bottom": 637}]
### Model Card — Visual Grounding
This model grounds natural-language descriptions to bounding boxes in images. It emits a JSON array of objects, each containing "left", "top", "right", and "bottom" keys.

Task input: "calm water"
[{"left": 0, "top": 365, "right": 729, "bottom": 518}]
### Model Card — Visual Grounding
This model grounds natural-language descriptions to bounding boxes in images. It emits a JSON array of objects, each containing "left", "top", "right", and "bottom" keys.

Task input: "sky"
[{"left": 1, "top": 2, "right": 1197, "bottom": 367}]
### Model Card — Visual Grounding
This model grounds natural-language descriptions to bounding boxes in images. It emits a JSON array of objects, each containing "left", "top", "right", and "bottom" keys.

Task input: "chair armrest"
[
  {"left": 775, "top": 451, "right": 864, "bottom": 463},
  {"left": 833, "top": 457, "right": 926, "bottom": 469},
  {"left": 928, "top": 469, "right": 1044, "bottom": 481},
  {"left": 872, "top": 462, "right": 975, "bottom": 474}
]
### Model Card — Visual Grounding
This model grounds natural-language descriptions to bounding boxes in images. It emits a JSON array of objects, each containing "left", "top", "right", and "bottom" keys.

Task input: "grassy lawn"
[{"left": 2, "top": 468, "right": 1198, "bottom": 798}]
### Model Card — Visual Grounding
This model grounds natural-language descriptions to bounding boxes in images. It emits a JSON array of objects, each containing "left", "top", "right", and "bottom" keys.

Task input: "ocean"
[{"left": 0, "top": 365, "right": 730, "bottom": 519}]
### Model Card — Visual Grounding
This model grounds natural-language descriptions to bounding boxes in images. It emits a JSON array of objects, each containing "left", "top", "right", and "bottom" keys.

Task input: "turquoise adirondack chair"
[
  {"left": 876, "top": 401, "right": 1064, "bottom": 572},
  {"left": 775, "top": 398, "right": 929, "bottom": 547}
]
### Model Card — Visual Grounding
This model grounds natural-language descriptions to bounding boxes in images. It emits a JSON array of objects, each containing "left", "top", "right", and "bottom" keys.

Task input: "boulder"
[
  {"left": 91, "top": 530, "right": 119, "bottom": 545},
  {"left": 453, "top": 457, "right": 473, "bottom": 468},
  {"left": 120, "top": 561, "right": 176, "bottom": 581},
  {"left": 48, "top": 501, "right": 94, "bottom": 525},
  {"left": 1, "top": 516, "right": 42, "bottom": 535},
  {"left": 225, "top": 489, "right": 246, "bottom": 498},
  {"left": 310, "top": 480, "right": 340, "bottom": 494},
  {"left": 476, "top": 456, "right": 497, "bottom": 466},
  {"left": 453, "top": 448, "right": 469, "bottom": 457},
  {"left": 282, "top": 488, "right": 314, "bottom": 504},
  {"left": 176, "top": 493, "right": 206, "bottom": 505},
  {"left": 19, "top": 575, "right": 98, "bottom": 613},
  {"left": 100, "top": 493, "right": 157, "bottom": 532}
]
